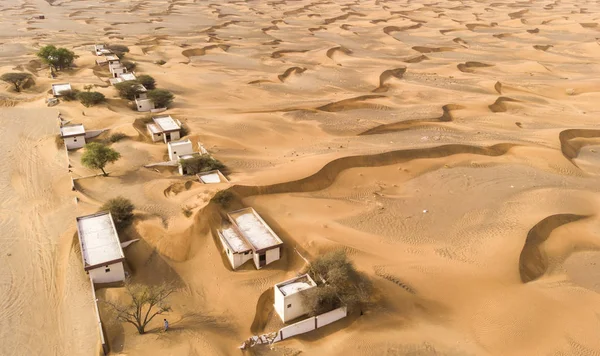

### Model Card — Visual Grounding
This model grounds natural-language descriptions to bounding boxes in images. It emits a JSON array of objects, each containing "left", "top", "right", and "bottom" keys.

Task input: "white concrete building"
[
  {"left": 168, "top": 139, "right": 194, "bottom": 161},
  {"left": 177, "top": 153, "right": 201, "bottom": 175},
  {"left": 134, "top": 84, "right": 147, "bottom": 100},
  {"left": 105, "top": 55, "right": 120, "bottom": 64},
  {"left": 147, "top": 115, "right": 182, "bottom": 143},
  {"left": 135, "top": 98, "right": 154, "bottom": 112},
  {"left": 52, "top": 83, "right": 72, "bottom": 97},
  {"left": 76, "top": 212, "right": 126, "bottom": 284},
  {"left": 119, "top": 72, "right": 136, "bottom": 82},
  {"left": 274, "top": 274, "right": 317, "bottom": 323},
  {"left": 109, "top": 62, "right": 127, "bottom": 78},
  {"left": 94, "top": 44, "right": 112, "bottom": 56},
  {"left": 217, "top": 225, "right": 253, "bottom": 270},
  {"left": 226, "top": 207, "right": 284, "bottom": 269},
  {"left": 60, "top": 123, "right": 86, "bottom": 150}
]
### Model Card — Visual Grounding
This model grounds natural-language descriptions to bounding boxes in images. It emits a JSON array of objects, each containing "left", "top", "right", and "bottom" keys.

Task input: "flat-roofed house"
[
  {"left": 52, "top": 83, "right": 72, "bottom": 97},
  {"left": 109, "top": 62, "right": 127, "bottom": 78},
  {"left": 217, "top": 225, "right": 253, "bottom": 269},
  {"left": 226, "top": 207, "right": 284, "bottom": 269},
  {"left": 198, "top": 170, "right": 229, "bottom": 184},
  {"left": 147, "top": 115, "right": 182, "bottom": 143},
  {"left": 168, "top": 139, "right": 194, "bottom": 161},
  {"left": 105, "top": 55, "right": 120, "bottom": 64},
  {"left": 60, "top": 123, "right": 86, "bottom": 150},
  {"left": 76, "top": 212, "right": 126, "bottom": 284},
  {"left": 274, "top": 274, "right": 317, "bottom": 322},
  {"left": 94, "top": 44, "right": 112, "bottom": 56}
]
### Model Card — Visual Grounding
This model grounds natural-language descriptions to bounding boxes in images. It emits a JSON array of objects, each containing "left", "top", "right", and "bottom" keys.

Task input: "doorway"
[{"left": 259, "top": 253, "right": 266, "bottom": 267}]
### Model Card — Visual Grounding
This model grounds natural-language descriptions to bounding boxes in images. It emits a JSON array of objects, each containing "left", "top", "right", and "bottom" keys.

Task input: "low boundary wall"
[
  {"left": 89, "top": 278, "right": 108, "bottom": 355},
  {"left": 272, "top": 306, "right": 347, "bottom": 343}
]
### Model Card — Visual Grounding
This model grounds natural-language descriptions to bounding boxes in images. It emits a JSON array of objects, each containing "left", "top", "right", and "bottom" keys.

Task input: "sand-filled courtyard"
[{"left": 1, "top": 0, "right": 600, "bottom": 355}]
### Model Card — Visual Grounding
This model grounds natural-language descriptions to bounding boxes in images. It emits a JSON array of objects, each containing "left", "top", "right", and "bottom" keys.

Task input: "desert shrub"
[
  {"left": 60, "top": 89, "right": 80, "bottom": 101},
  {"left": 302, "top": 250, "right": 372, "bottom": 316},
  {"left": 180, "top": 154, "right": 224, "bottom": 175},
  {"left": 0, "top": 72, "right": 33, "bottom": 92},
  {"left": 211, "top": 190, "right": 233, "bottom": 208},
  {"left": 77, "top": 91, "right": 105, "bottom": 107},
  {"left": 114, "top": 80, "right": 143, "bottom": 100},
  {"left": 182, "top": 206, "right": 192, "bottom": 217},
  {"left": 101, "top": 196, "right": 135, "bottom": 230},
  {"left": 109, "top": 133, "right": 127, "bottom": 142},
  {"left": 136, "top": 75, "right": 156, "bottom": 90},
  {"left": 122, "top": 60, "right": 136, "bottom": 71},
  {"left": 107, "top": 44, "right": 130, "bottom": 58},
  {"left": 146, "top": 88, "right": 174, "bottom": 108},
  {"left": 37, "top": 45, "right": 77, "bottom": 71}
]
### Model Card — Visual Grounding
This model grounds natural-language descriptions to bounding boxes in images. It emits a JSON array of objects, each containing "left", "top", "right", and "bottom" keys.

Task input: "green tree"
[
  {"left": 302, "top": 250, "right": 372, "bottom": 316},
  {"left": 101, "top": 196, "right": 134, "bottom": 230},
  {"left": 179, "top": 154, "right": 224, "bottom": 175},
  {"left": 77, "top": 91, "right": 105, "bottom": 107},
  {"left": 36, "top": 45, "right": 76, "bottom": 71},
  {"left": 81, "top": 142, "right": 121, "bottom": 176},
  {"left": 137, "top": 75, "right": 156, "bottom": 90},
  {"left": 147, "top": 88, "right": 174, "bottom": 108},
  {"left": 0, "top": 72, "right": 33, "bottom": 92},
  {"left": 210, "top": 190, "right": 233, "bottom": 208},
  {"left": 114, "top": 80, "right": 143, "bottom": 100},
  {"left": 104, "top": 280, "right": 176, "bottom": 335}
]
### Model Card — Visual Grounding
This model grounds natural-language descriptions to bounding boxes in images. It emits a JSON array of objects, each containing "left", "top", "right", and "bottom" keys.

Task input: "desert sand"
[{"left": 1, "top": 0, "right": 600, "bottom": 355}]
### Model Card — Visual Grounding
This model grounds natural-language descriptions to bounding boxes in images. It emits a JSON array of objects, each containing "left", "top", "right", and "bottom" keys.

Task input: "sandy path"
[{"left": 0, "top": 108, "right": 97, "bottom": 356}]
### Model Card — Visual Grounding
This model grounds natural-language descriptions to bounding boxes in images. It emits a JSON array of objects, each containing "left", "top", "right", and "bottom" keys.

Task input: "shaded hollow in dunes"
[
  {"left": 457, "top": 61, "right": 494, "bottom": 73},
  {"left": 250, "top": 288, "right": 275, "bottom": 334},
  {"left": 519, "top": 214, "right": 588, "bottom": 283},
  {"left": 271, "top": 49, "right": 309, "bottom": 58},
  {"left": 182, "top": 44, "right": 229, "bottom": 59},
  {"left": 316, "top": 94, "right": 389, "bottom": 112},
  {"left": 533, "top": 44, "right": 553, "bottom": 51},
  {"left": 359, "top": 104, "right": 463, "bottom": 135},
  {"left": 383, "top": 23, "right": 422, "bottom": 35},
  {"left": 404, "top": 55, "right": 429, "bottom": 63},
  {"left": 412, "top": 46, "right": 453, "bottom": 54},
  {"left": 278, "top": 67, "right": 306, "bottom": 82},
  {"left": 558, "top": 129, "right": 600, "bottom": 163},
  {"left": 326, "top": 46, "right": 352, "bottom": 59},
  {"left": 229, "top": 143, "right": 516, "bottom": 198},
  {"left": 373, "top": 67, "right": 406, "bottom": 93},
  {"left": 488, "top": 97, "right": 519, "bottom": 112}
]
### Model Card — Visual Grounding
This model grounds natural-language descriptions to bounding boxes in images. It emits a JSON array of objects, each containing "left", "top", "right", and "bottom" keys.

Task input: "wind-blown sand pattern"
[{"left": 2, "top": 0, "right": 600, "bottom": 355}]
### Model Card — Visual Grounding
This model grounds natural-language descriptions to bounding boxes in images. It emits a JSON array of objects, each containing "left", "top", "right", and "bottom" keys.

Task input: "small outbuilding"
[
  {"left": 198, "top": 170, "right": 228, "bottom": 184},
  {"left": 60, "top": 123, "right": 86, "bottom": 150},
  {"left": 94, "top": 44, "right": 111, "bottom": 56},
  {"left": 147, "top": 115, "right": 182, "bottom": 143},
  {"left": 168, "top": 139, "right": 194, "bottom": 161},
  {"left": 224, "top": 207, "right": 284, "bottom": 269},
  {"left": 218, "top": 225, "right": 254, "bottom": 270},
  {"left": 76, "top": 212, "right": 126, "bottom": 284},
  {"left": 52, "top": 83, "right": 72, "bottom": 97},
  {"left": 109, "top": 62, "right": 127, "bottom": 78},
  {"left": 135, "top": 98, "right": 155, "bottom": 112},
  {"left": 274, "top": 274, "right": 317, "bottom": 323}
]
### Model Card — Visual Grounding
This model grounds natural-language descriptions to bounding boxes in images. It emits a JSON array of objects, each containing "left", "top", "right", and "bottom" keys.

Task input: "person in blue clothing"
[{"left": 163, "top": 319, "right": 169, "bottom": 332}]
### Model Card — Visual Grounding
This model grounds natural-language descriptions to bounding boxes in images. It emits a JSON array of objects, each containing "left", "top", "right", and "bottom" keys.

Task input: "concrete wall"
[
  {"left": 147, "top": 126, "right": 162, "bottom": 142},
  {"left": 279, "top": 317, "right": 316, "bottom": 340},
  {"left": 88, "top": 262, "right": 125, "bottom": 284},
  {"left": 136, "top": 99, "right": 154, "bottom": 112},
  {"left": 89, "top": 278, "right": 108, "bottom": 355},
  {"left": 274, "top": 286, "right": 285, "bottom": 321},
  {"left": 316, "top": 306, "right": 347, "bottom": 328},
  {"left": 163, "top": 130, "right": 181, "bottom": 143},
  {"left": 266, "top": 247, "right": 280, "bottom": 266},
  {"left": 64, "top": 135, "right": 85, "bottom": 150}
]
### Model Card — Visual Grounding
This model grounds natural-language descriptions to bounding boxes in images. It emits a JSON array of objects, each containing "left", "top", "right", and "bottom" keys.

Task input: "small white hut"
[
  {"left": 52, "top": 83, "right": 72, "bottom": 97},
  {"left": 274, "top": 274, "right": 317, "bottom": 323},
  {"left": 147, "top": 115, "right": 182, "bottom": 143},
  {"left": 60, "top": 123, "right": 86, "bottom": 150},
  {"left": 76, "top": 212, "right": 126, "bottom": 284},
  {"left": 168, "top": 139, "right": 194, "bottom": 161}
]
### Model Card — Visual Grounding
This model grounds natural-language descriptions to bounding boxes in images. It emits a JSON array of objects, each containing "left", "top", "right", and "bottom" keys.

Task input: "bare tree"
[{"left": 104, "top": 280, "right": 176, "bottom": 334}]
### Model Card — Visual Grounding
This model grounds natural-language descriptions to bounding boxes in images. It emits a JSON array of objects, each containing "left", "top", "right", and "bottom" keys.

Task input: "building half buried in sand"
[
  {"left": 218, "top": 207, "right": 284, "bottom": 270},
  {"left": 60, "top": 123, "right": 86, "bottom": 150},
  {"left": 274, "top": 274, "right": 317, "bottom": 323},
  {"left": 147, "top": 115, "right": 182, "bottom": 143},
  {"left": 76, "top": 212, "right": 126, "bottom": 284}
]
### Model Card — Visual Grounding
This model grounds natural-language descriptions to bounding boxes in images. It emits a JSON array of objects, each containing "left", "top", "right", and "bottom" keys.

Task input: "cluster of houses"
[
  {"left": 94, "top": 44, "right": 155, "bottom": 112},
  {"left": 65, "top": 44, "right": 336, "bottom": 351}
]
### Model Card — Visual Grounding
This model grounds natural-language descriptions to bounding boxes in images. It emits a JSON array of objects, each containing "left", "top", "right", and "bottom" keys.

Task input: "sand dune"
[{"left": 488, "top": 96, "right": 520, "bottom": 112}]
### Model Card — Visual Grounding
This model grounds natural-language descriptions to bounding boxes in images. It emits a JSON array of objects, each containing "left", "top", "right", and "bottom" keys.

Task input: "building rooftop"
[
  {"left": 276, "top": 274, "right": 317, "bottom": 296},
  {"left": 153, "top": 115, "right": 181, "bottom": 132},
  {"left": 147, "top": 123, "right": 160, "bottom": 134},
  {"left": 105, "top": 55, "right": 120, "bottom": 61},
  {"left": 198, "top": 170, "right": 226, "bottom": 184},
  {"left": 60, "top": 124, "right": 85, "bottom": 137},
  {"left": 168, "top": 139, "right": 192, "bottom": 149},
  {"left": 52, "top": 83, "right": 72, "bottom": 96},
  {"left": 119, "top": 73, "right": 137, "bottom": 81},
  {"left": 76, "top": 212, "right": 124, "bottom": 270},
  {"left": 219, "top": 226, "right": 251, "bottom": 253},
  {"left": 229, "top": 208, "right": 283, "bottom": 251},
  {"left": 134, "top": 83, "right": 147, "bottom": 92}
]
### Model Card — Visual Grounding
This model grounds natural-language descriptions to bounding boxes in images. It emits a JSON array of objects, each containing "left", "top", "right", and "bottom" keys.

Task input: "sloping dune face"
[{"left": 3, "top": 0, "right": 600, "bottom": 355}]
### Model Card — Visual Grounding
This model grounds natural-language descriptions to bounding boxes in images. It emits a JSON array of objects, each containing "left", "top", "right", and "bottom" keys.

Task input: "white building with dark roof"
[
  {"left": 60, "top": 123, "right": 86, "bottom": 150},
  {"left": 76, "top": 212, "right": 126, "bottom": 284},
  {"left": 274, "top": 274, "right": 317, "bottom": 322},
  {"left": 147, "top": 115, "right": 182, "bottom": 143},
  {"left": 224, "top": 207, "right": 283, "bottom": 269}
]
